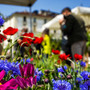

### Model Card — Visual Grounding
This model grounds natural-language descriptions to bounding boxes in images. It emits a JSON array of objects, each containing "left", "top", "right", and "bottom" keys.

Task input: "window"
[
  {"left": 44, "top": 19, "right": 47, "bottom": 24},
  {"left": 33, "top": 18, "right": 36, "bottom": 23},
  {"left": 23, "top": 16, "right": 26, "bottom": 22}
]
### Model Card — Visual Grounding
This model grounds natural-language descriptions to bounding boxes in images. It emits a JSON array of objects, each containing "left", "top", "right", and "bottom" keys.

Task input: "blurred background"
[{"left": 0, "top": 0, "right": 90, "bottom": 58}]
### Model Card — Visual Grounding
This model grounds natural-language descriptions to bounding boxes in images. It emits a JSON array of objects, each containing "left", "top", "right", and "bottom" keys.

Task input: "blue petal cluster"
[
  {"left": 52, "top": 79, "right": 71, "bottom": 90},
  {"left": 80, "top": 80, "right": 90, "bottom": 90},
  {"left": 21, "top": 58, "right": 30, "bottom": 63},
  {"left": 76, "top": 77, "right": 83, "bottom": 83},
  {"left": 80, "top": 71, "right": 90, "bottom": 80},
  {"left": 0, "top": 16, "right": 4, "bottom": 26},
  {"left": 35, "top": 68, "right": 43, "bottom": 82},
  {"left": 58, "top": 66, "right": 67, "bottom": 73},
  {"left": 80, "top": 61, "right": 86, "bottom": 67},
  {"left": 0, "top": 60, "right": 20, "bottom": 77}
]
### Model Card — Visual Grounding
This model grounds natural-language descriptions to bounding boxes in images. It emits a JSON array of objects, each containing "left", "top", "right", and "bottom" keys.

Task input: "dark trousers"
[{"left": 71, "top": 41, "right": 86, "bottom": 60}]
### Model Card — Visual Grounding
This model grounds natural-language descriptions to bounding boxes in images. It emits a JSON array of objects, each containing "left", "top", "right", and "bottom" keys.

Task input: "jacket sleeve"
[{"left": 61, "top": 16, "right": 74, "bottom": 35}]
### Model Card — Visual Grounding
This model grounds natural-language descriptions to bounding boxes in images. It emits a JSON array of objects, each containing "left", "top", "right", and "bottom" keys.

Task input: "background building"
[{"left": 3, "top": 10, "right": 58, "bottom": 34}]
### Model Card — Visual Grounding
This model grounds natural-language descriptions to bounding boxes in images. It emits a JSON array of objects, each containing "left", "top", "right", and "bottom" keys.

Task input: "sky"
[{"left": 0, "top": 0, "right": 90, "bottom": 17}]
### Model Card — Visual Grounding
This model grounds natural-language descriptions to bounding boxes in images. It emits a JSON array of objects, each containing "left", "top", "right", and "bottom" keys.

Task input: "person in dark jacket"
[{"left": 59, "top": 7, "right": 87, "bottom": 62}]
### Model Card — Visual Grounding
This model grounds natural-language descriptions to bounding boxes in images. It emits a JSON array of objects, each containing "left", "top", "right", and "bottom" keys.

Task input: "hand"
[
  {"left": 59, "top": 19, "right": 64, "bottom": 25},
  {"left": 17, "top": 39, "right": 22, "bottom": 44}
]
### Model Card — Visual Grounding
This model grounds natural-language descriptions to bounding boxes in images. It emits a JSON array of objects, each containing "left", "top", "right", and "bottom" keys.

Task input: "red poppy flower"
[
  {"left": 59, "top": 53, "right": 70, "bottom": 61},
  {"left": 57, "top": 60, "right": 61, "bottom": 64},
  {"left": 3, "top": 27, "right": 18, "bottom": 35},
  {"left": 52, "top": 49, "right": 60, "bottom": 55},
  {"left": 74, "top": 53, "right": 82, "bottom": 61},
  {"left": 0, "top": 34, "right": 7, "bottom": 43},
  {"left": 33, "top": 37, "right": 43, "bottom": 44},
  {"left": 20, "top": 33, "right": 34, "bottom": 47},
  {"left": 30, "top": 58, "right": 34, "bottom": 62}
]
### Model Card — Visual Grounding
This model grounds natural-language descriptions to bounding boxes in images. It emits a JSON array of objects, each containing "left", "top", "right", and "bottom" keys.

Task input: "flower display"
[
  {"left": 16, "top": 76, "right": 37, "bottom": 89},
  {"left": 59, "top": 53, "right": 69, "bottom": 60},
  {"left": 74, "top": 53, "right": 82, "bottom": 61},
  {"left": 0, "top": 23, "right": 89, "bottom": 90},
  {"left": 3, "top": 27, "right": 18, "bottom": 35},
  {"left": 80, "top": 80, "right": 90, "bottom": 90},
  {"left": 52, "top": 49, "right": 60, "bottom": 55},
  {"left": 16, "top": 63, "right": 37, "bottom": 89},
  {"left": 52, "top": 79, "right": 72, "bottom": 90},
  {"left": 0, "top": 70, "right": 18, "bottom": 90},
  {"left": 19, "top": 63, "right": 34, "bottom": 78},
  {"left": 0, "top": 16, "right": 4, "bottom": 26},
  {"left": 0, "top": 60, "right": 20, "bottom": 77}
]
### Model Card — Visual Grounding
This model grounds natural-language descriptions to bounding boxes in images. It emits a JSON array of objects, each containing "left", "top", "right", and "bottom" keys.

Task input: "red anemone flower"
[
  {"left": 52, "top": 49, "right": 60, "bottom": 55},
  {"left": 0, "top": 34, "right": 7, "bottom": 43},
  {"left": 20, "top": 33, "right": 34, "bottom": 47},
  {"left": 59, "top": 53, "right": 70, "bottom": 61},
  {"left": 33, "top": 37, "right": 43, "bottom": 44},
  {"left": 74, "top": 53, "right": 82, "bottom": 61},
  {"left": 3, "top": 27, "right": 18, "bottom": 35}
]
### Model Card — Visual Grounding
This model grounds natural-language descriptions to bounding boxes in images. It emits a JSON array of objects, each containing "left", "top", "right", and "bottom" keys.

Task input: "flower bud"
[
  {"left": 7, "top": 39, "right": 12, "bottom": 42},
  {"left": 44, "top": 70, "right": 50, "bottom": 74},
  {"left": 67, "top": 74, "right": 72, "bottom": 79},
  {"left": 24, "top": 54, "right": 28, "bottom": 58},
  {"left": 44, "top": 78, "right": 49, "bottom": 84},
  {"left": 17, "top": 57, "right": 21, "bottom": 61},
  {"left": 6, "top": 55, "right": 11, "bottom": 60}
]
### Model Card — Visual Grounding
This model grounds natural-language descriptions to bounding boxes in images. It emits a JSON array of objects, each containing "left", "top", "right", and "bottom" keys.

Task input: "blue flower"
[
  {"left": 26, "top": 58, "right": 30, "bottom": 62},
  {"left": 21, "top": 58, "right": 30, "bottom": 63},
  {"left": 80, "top": 61, "right": 86, "bottom": 67},
  {"left": 35, "top": 68, "right": 43, "bottom": 82},
  {"left": 52, "top": 79, "right": 71, "bottom": 90},
  {"left": 80, "top": 71, "right": 89, "bottom": 80},
  {"left": 76, "top": 77, "right": 83, "bottom": 83},
  {"left": 36, "top": 76, "right": 41, "bottom": 82},
  {"left": 0, "top": 16, "right": 4, "bottom": 26},
  {"left": 0, "top": 60, "right": 20, "bottom": 77},
  {"left": 80, "top": 80, "right": 90, "bottom": 90},
  {"left": 58, "top": 66, "right": 67, "bottom": 73}
]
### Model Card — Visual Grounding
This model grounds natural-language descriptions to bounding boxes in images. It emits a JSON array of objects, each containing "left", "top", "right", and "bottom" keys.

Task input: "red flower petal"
[
  {"left": 3, "top": 27, "right": 18, "bottom": 35},
  {"left": 0, "top": 34, "right": 7, "bottom": 43}
]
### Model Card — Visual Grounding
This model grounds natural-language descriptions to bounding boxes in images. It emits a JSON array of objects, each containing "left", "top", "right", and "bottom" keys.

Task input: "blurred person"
[
  {"left": 42, "top": 28, "right": 51, "bottom": 58},
  {"left": 16, "top": 28, "right": 28, "bottom": 57},
  {"left": 59, "top": 7, "right": 87, "bottom": 63}
]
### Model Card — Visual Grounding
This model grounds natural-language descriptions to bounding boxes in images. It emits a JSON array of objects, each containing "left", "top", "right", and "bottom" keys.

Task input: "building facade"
[{"left": 3, "top": 10, "right": 58, "bottom": 34}]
